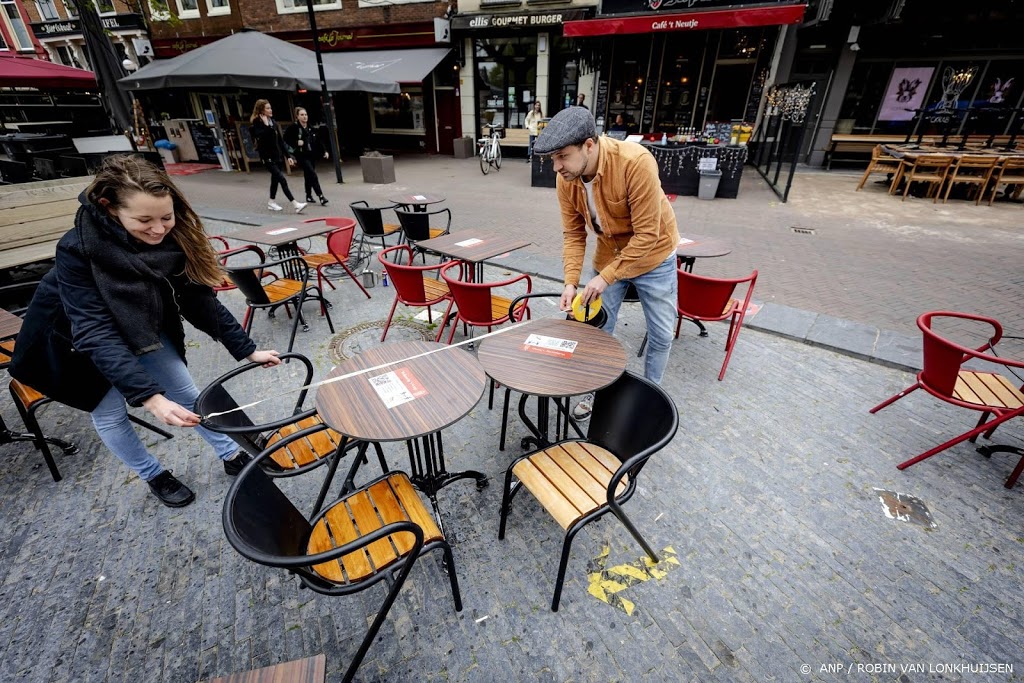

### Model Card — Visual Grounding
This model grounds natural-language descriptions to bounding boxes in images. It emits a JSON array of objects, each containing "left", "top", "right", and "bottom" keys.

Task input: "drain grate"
[{"left": 791, "top": 227, "right": 816, "bottom": 235}]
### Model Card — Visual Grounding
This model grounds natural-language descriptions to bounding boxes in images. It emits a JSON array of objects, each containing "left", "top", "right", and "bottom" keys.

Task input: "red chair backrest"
[
  {"left": 677, "top": 270, "right": 752, "bottom": 319},
  {"left": 379, "top": 245, "right": 444, "bottom": 305},
  {"left": 917, "top": 311, "right": 1002, "bottom": 398},
  {"left": 440, "top": 262, "right": 497, "bottom": 324},
  {"left": 326, "top": 224, "right": 356, "bottom": 262}
]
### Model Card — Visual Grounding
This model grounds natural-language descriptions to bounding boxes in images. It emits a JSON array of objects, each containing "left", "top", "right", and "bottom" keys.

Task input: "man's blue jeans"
[
  {"left": 592, "top": 254, "right": 677, "bottom": 384},
  {"left": 90, "top": 338, "right": 238, "bottom": 482}
]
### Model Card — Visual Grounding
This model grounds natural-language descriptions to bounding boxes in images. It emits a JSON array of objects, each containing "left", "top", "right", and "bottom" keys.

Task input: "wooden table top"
[
  {"left": 477, "top": 317, "right": 627, "bottom": 398},
  {"left": 677, "top": 233, "right": 732, "bottom": 259},
  {"left": 229, "top": 219, "right": 345, "bottom": 247},
  {"left": 0, "top": 307, "right": 22, "bottom": 341},
  {"left": 882, "top": 144, "right": 1024, "bottom": 162},
  {"left": 416, "top": 230, "right": 532, "bottom": 263},
  {"left": 315, "top": 340, "right": 487, "bottom": 442},
  {"left": 387, "top": 193, "right": 446, "bottom": 207}
]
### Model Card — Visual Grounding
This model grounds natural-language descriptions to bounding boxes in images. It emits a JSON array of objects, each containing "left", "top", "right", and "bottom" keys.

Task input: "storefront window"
[
  {"left": 370, "top": 88, "right": 426, "bottom": 135},
  {"left": 838, "top": 61, "right": 895, "bottom": 133},
  {"left": 475, "top": 36, "right": 537, "bottom": 135},
  {"left": 965, "top": 60, "right": 1024, "bottom": 136},
  {"left": 653, "top": 38, "right": 706, "bottom": 134},
  {"left": 704, "top": 29, "right": 767, "bottom": 125},
  {"left": 606, "top": 36, "right": 652, "bottom": 134}
]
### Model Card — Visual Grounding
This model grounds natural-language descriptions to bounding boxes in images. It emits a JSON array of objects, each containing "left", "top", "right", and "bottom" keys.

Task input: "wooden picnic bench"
[{"left": 0, "top": 177, "right": 90, "bottom": 272}]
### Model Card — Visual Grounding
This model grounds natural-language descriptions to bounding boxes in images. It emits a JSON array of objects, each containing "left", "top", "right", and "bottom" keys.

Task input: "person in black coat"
[
  {"left": 284, "top": 107, "right": 329, "bottom": 206},
  {"left": 250, "top": 99, "right": 306, "bottom": 213},
  {"left": 10, "top": 155, "right": 281, "bottom": 508}
]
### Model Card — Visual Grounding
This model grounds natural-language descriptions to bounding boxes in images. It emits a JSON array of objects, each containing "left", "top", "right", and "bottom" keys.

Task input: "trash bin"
[{"left": 698, "top": 169, "right": 722, "bottom": 200}]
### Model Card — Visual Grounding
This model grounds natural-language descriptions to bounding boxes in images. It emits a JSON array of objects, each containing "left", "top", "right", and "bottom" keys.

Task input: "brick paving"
[{"left": 1, "top": 156, "right": 1023, "bottom": 682}]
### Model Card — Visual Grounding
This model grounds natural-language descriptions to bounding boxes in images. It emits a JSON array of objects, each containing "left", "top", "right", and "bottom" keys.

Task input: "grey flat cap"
[{"left": 532, "top": 106, "right": 597, "bottom": 155}]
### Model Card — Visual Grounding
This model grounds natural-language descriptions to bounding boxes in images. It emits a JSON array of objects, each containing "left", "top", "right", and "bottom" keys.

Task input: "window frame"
[
  {"left": 174, "top": 0, "right": 199, "bottom": 19},
  {"left": 369, "top": 86, "right": 427, "bottom": 135},
  {"left": 36, "top": 0, "right": 60, "bottom": 21},
  {"left": 205, "top": 0, "right": 230, "bottom": 16},
  {"left": 0, "top": 0, "right": 34, "bottom": 52},
  {"left": 94, "top": 0, "right": 116, "bottom": 16},
  {"left": 273, "top": 0, "right": 341, "bottom": 16}
]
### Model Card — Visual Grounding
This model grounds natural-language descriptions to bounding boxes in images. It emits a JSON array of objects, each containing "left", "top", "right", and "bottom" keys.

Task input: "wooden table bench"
[
  {"left": 0, "top": 177, "right": 90, "bottom": 272},
  {"left": 826, "top": 134, "right": 1014, "bottom": 170}
]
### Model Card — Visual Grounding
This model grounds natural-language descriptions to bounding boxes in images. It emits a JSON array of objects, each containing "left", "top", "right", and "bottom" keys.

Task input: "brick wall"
[{"left": 21, "top": 0, "right": 137, "bottom": 24}]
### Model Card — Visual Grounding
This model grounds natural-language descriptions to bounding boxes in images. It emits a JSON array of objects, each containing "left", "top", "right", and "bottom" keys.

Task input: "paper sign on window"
[{"left": 522, "top": 334, "right": 578, "bottom": 359}]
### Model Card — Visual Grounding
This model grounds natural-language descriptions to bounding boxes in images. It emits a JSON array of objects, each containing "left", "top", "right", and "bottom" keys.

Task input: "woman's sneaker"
[
  {"left": 572, "top": 393, "right": 594, "bottom": 420},
  {"left": 319, "top": 196, "right": 329, "bottom": 206},
  {"left": 268, "top": 199, "right": 283, "bottom": 211},
  {"left": 147, "top": 470, "right": 195, "bottom": 507},
  {"left": 293, "top": 200, "right": 307, "bottom": 213}
]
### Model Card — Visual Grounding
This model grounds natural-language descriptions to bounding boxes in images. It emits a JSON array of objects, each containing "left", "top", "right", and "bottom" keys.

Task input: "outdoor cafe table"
[
  {"left": 0, "top": 307, "right": 21, "bottom": 349},
  {"left": 415, "top": 230, "right": 532, "bottom": 282},
  {"left": 230, "top": 218, "right": 351, "bottom": 277},
  {"left": 387, "top": 192, "right": 446, "bottom": 212},
  {"left": 676, "top": 233, "right": 732, "bottom": 273},
  {"left": 477, "top": 317, "right": 627, "bottom": 450},
  {"left": 314, "top": 340, "right": 488, "bottom": 520}
]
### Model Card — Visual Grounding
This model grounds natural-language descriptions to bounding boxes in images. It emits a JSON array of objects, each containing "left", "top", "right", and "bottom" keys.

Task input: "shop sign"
[
  {"left": 564, "top": 3, "right": 805, "bottom": 37},
  {"left": 29, "top": 13, "right": 145, "bottom": 38},
  {"left": 601, "top": 0, "right": 794, "bottom": 16},
  {"left": 452, "top": 9, "right": 590, "bottom": 31}
]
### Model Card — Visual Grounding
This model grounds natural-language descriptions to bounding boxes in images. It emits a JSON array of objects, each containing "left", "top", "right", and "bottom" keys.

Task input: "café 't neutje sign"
[
  {"left": 601, "top": 0, "right": 798, "bottom": 14},
  {"left": 451, "top": 9, "right": 590, "bottom": 31}
]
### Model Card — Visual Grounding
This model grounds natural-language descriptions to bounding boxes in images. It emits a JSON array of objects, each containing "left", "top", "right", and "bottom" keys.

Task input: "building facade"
[
  {"left": 2, "top": 0, "right": 45, "bottom": 57},
  {"left": 23, "top": 0, "right": 148, "bottom": 68}
]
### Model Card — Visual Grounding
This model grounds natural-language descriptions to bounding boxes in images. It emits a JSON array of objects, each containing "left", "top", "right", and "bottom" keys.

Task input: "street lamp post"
[{"left": 305, "top": 1, "right": 344, "bottom": 183}]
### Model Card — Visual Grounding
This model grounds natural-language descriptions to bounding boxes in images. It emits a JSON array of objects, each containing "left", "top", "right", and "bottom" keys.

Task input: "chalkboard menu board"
[
  {"left": 235, "top": 121, "right": 259, "bottom": 172},
  {"left": 188, "top": 122, "right": 219, "bottom": 165},
  {"left": 595, "top": 77, "right": 609, "bottom": 129}
]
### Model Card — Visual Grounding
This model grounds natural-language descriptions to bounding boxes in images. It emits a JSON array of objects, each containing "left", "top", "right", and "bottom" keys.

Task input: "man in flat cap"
[{"left": 533, "top": 106, "right": 679, "bottom": 419}]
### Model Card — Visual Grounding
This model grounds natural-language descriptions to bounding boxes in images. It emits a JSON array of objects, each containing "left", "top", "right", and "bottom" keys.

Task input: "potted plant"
[{"left": 359, "top": 150, "right": 395, "bottom": 184}]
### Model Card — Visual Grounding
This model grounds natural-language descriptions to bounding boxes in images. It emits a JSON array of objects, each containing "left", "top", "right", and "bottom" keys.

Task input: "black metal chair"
[
  {"left": 350, "top": 200, "right": 403, "bottom": 259},
  {"left": 498, "top": 371, "right": 679, "bottom": 611},
  {"left": 223, "top": 426, "right": 463, "bottom": 683},
  {"left": 224, "top": 250, "right": 334, "bottom": 355},
  {"left": 196, "top": 352, "right": 383, "bottom": 487},
  {"left": 394, "top": 207, "right": 451, "bottom": 263}
]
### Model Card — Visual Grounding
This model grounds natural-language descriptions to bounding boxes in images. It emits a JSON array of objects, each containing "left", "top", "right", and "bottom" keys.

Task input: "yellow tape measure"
[{"left": 571, "top": 293, "right": 602, "bottom": 323}]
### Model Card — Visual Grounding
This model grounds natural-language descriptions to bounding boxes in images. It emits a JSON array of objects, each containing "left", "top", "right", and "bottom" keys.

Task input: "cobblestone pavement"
[
  {"left": 172, "top": 155, "right": 1024, "bottom": 343},
  {"left": 1, "top": 283, "right": 1022, "bottom": 682}
]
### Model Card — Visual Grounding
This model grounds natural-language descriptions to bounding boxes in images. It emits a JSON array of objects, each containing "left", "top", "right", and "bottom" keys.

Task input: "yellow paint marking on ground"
[{"left": 586, "top": 545, "right": 679, "bottom": 615}]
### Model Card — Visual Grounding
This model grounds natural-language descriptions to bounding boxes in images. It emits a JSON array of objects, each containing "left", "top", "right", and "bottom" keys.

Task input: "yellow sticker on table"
[{"left": 572, "top": 293, "right": 602, "bottom": 322}]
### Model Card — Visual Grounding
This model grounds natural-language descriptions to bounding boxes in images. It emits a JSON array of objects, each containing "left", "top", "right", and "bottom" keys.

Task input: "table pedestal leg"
[
  {"left": 406, "top": 432, "right": 488, "bottom": 528},
  {"left": 0, "top": 415, "right": 78, "bottom": 455}
]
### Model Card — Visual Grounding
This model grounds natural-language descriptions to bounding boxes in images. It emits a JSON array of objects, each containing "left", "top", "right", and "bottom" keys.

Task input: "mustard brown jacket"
[{"left": 556, "top": 136, "right": 679, "bottom": 286}]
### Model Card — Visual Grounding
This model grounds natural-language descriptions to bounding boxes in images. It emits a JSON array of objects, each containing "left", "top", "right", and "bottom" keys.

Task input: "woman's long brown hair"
[
  {"left": 250, "top": 99, "right": 270, "bottom": 124},
  {"left": 86, "top": 154, "right": 224, "bottom": 288}
]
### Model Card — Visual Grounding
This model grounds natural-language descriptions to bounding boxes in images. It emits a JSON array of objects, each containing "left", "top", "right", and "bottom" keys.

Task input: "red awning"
[
  {"left": 0, "top": 55, "right": 96, "bottom": 89},
  {"left": 563, "top": 3, "right": 806, "bottom": 38}
]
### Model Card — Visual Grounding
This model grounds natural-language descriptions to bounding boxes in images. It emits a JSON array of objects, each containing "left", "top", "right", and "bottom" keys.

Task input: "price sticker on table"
[
  {"left": 678, "top": 237, "right": 695, "bottom": 245},
  {"left": 368, "top": 367, "right": 428, "bottom": 409},
  {"left": 455, "top": 238, "right": 484, "bottom": 247},
  {"left": 266, "top": 227, "right": 298, "bottom": 235},
  {"left": 413, "top": 194, "right": 427, "bottom": 201},
  {"left": 523, "top": 334, "right": 578, "bottom": 359}
]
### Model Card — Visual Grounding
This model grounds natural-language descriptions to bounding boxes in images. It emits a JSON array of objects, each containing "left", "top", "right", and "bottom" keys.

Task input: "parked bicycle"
[{"left": 479, "top": 123, "right": 503, "bottom": 175}]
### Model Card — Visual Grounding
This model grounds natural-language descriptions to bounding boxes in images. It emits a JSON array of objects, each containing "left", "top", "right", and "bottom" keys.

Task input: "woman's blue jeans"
[
  {"left": 90, "top": 340, "right": 238, "bottom": 482},
  {"left": 591, "top": 254, "right": 677, "bottom": 384}
]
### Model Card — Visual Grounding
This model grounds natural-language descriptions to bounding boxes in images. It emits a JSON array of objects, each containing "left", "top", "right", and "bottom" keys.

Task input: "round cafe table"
[
  {"left": 315, "top": 340, "right": 488, "bottom": 520},
  {"left": 478, "top": 317, "right": 627, "bottom": 450},
  {"left": 676, "top": 233, "right": 732, "bottom": 272},
  {"left": 387, "top": 193, "right": 446, "bottom": 212}
]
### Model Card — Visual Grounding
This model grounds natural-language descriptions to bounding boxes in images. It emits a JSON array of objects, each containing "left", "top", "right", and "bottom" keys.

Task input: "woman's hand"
[
  {"left": 247, "top": 349, "right": 281, "bottom": 368},
  {"left": 143, "top": 394, "right": 201, "bottom": 428},
  {"left": 286, "top": 157, "right": 296, "bottom": 167}
]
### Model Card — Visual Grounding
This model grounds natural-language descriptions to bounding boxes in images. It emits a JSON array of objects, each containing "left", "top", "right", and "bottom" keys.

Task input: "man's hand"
[
  {"left": 560, "top": 284, "right": 577, "bottom": 312},
  {"left": 286, "top": 157, "right": 296, "bottom": 167},
  {"left": 143, "top": 394, "right": 200, "bottom": 428},
  {"left": 579, "top": 274, "right": 608, "bottom": 305},
  {"left": 247, "top": 349, "right": 281, "bottom": 368},
  {"left": 323, "top": 152, "right": 329, "bottom": 160}
]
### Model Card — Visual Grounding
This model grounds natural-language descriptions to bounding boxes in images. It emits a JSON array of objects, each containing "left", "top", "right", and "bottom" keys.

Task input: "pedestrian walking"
[
  {"left": 10, "top": 155, "right": 282, "bottom": 508},
  {"left": 526, "top": 100, "right": 544, "bottom": 162},
  {"left": 284, "top": 107, "right": 329, "bottom": 206},
  {"left": 250, "top": 99, "right": 306, "bottom": 213},
  {"left": 532, "top": 106, "right": 679, "bottom": 419}
]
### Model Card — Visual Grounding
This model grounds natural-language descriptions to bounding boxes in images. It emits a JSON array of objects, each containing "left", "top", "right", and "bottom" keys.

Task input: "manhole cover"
[
  {"left": 874, "top": 489, "right": 936, "bottom": 529},
  {"left": 328, "top": 319, "right": 434, "bottom": 363}
]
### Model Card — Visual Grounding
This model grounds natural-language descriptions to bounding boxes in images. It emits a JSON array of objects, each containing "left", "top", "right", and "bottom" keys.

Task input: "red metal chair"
[
  {"left": 378, "top": 244, "right": 458, "bottom": 342},
  {"left": 300, "top": 218, "right": 372, "bottom": 314},
  {"left": 207, "top": 236, "right": 266, "bottom": 293},
  {"left": 675, "top": 268, "right": 757, "bottom": 381},
  {"left": 438, "top": 261, "right": 531, "bottom": 344},
  {"left": 869, "top": 311, "right": 1024, "bottom": 488}
]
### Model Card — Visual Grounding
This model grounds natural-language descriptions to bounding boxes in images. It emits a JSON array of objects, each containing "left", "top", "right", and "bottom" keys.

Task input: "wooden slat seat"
[
  {"left": 512, "top": 441, "right": 628, "bottom": 529},
  {"left": 953, "top": 371, "right": 1024, "bottom": 409},
  {"left": 382, "top": 223, "right": 401, "bottom": 235},
  {"left": 428, "top": 227, "right": 446, "bottom": 239},
  {"left": 307, "top": 473, "right": 443, "bottom": 583},
  {"left": 0, "top": 338, "right": 15, "bottom": 366},
  {"left": 10, "top": 378, "right": 46, "bottom": 410},
  {"left": 262, "top": 415, "right": 346, "bottom": 470},
  {"left": 300, "top": 252, "right": 337, "bottom": 269},
  {"left": 421, "top": 277, "right": 450, "bottom": 300},
  {"left": 488, "top": 295, "right": 528, "bottom": 321},
  {"left": 258, "top": 278, "right": 303, "bottom": 304}
]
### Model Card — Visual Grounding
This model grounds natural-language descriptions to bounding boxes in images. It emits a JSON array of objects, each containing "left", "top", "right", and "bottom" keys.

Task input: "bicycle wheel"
[
  {"left": 494, "top": 140, "right": 502, "bottom": 170},
  {"left": 480, "top": 146, "right": 490, "bottom": 175}
]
